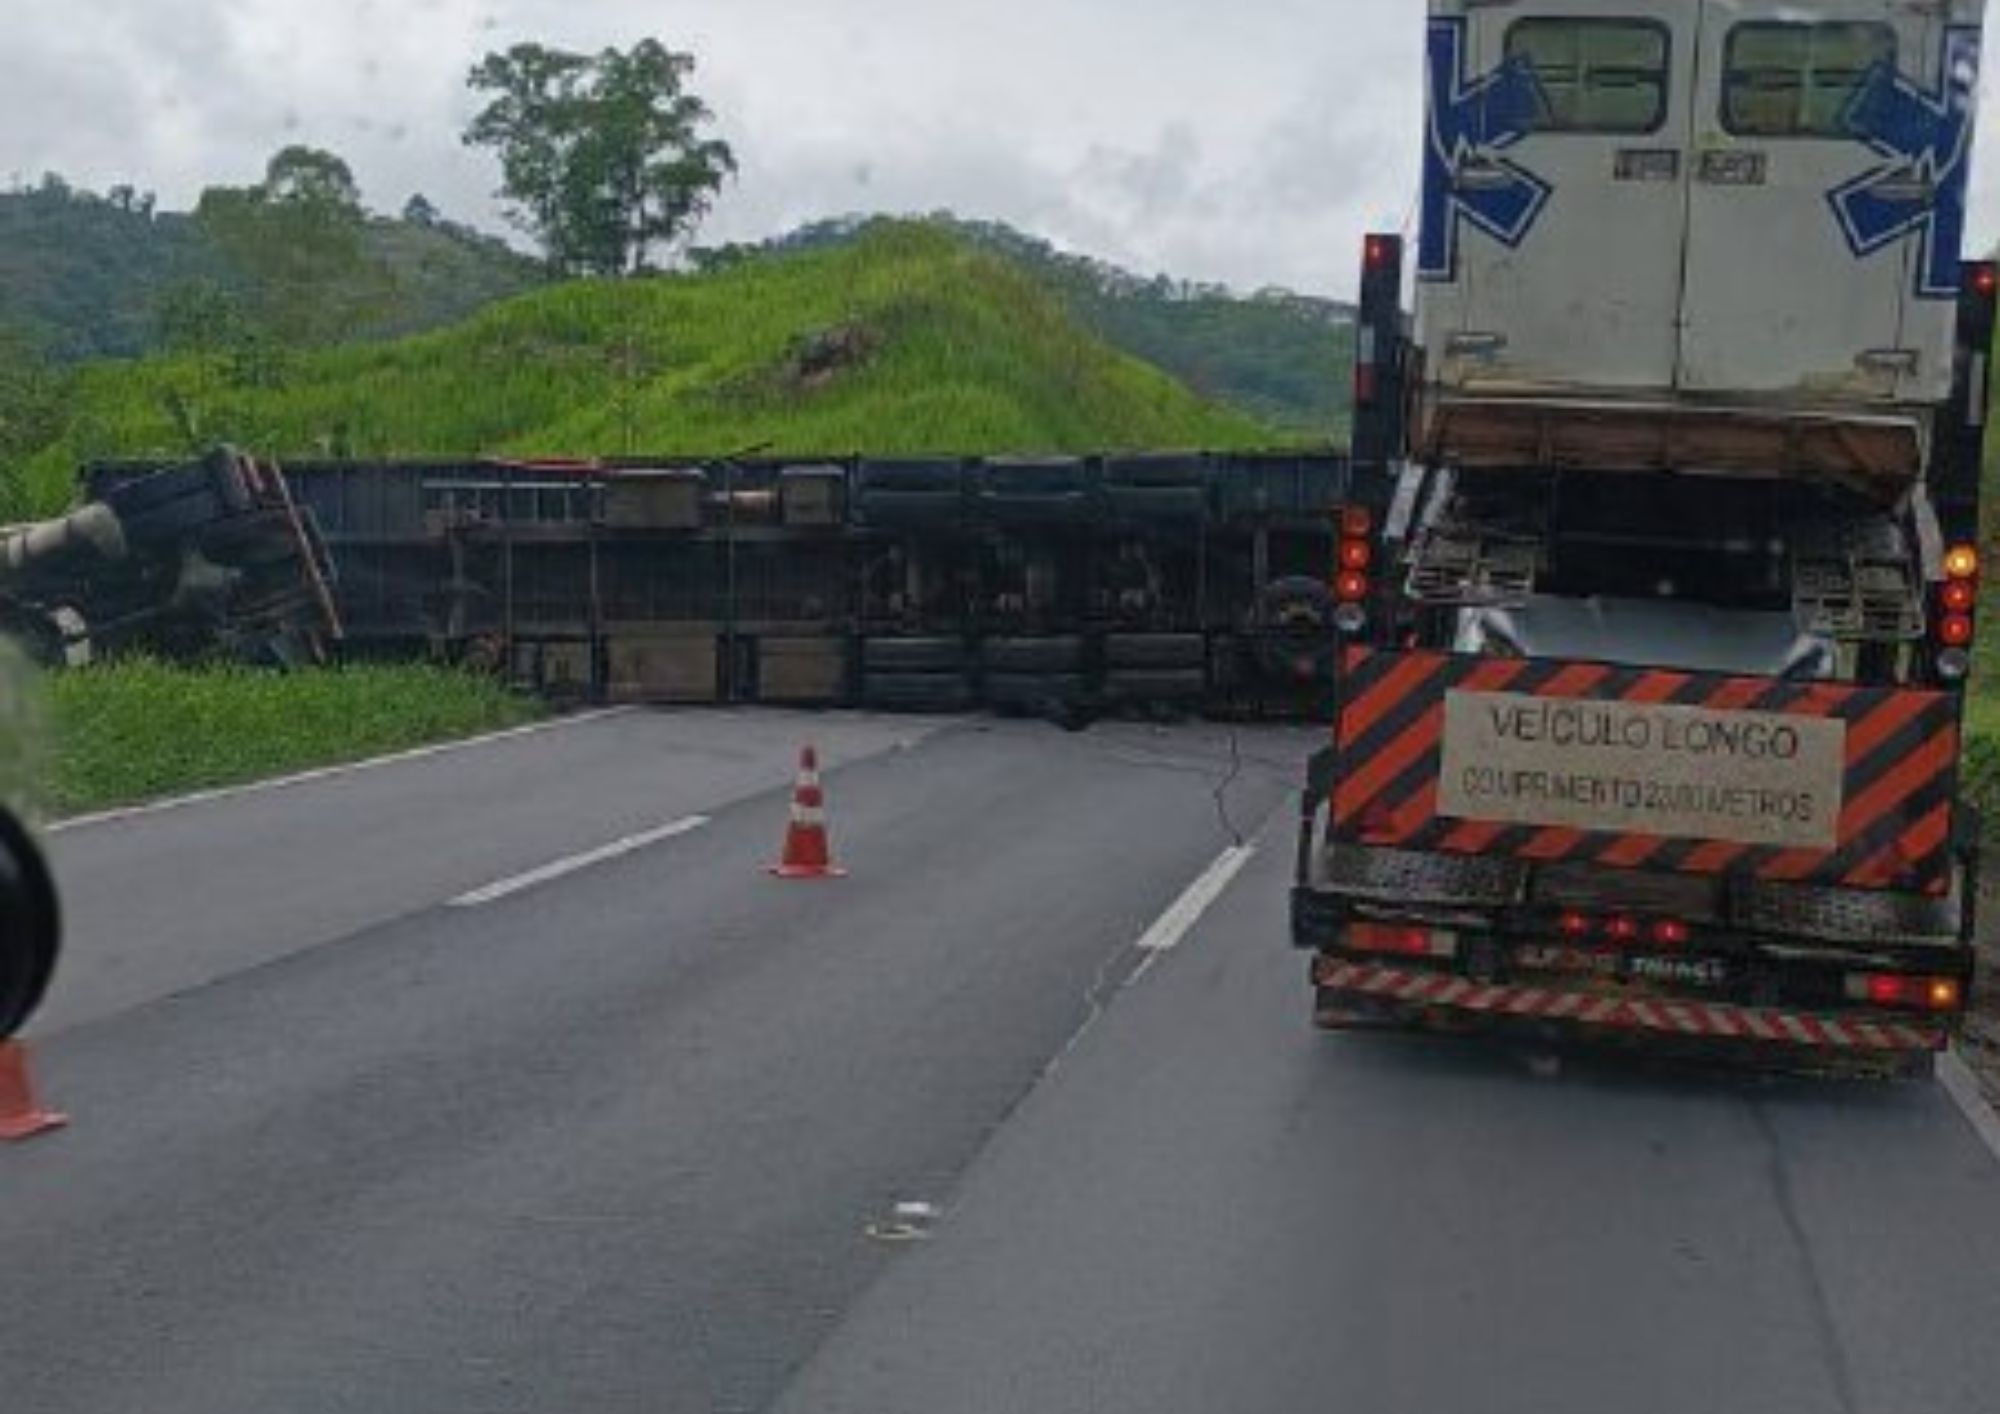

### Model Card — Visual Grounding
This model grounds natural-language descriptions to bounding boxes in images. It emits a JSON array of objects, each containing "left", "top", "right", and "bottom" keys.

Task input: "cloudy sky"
[{"left": 3, "top": 0, "right": 1997, "bottom": 299}]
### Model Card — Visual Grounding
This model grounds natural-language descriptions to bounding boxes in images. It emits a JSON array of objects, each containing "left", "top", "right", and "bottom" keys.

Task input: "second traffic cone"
[
  {"left": 0, "top": 1040, "right": 66, "bottom": 1142},
  {"left": 769, "top": 745, "right": 846, "bottom": 880}
]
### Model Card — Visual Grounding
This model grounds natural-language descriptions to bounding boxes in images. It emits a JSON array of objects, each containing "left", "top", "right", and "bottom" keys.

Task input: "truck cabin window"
[
  {"left": 1505, "top": 19, "right": 1670, "bottom": 134},
  {"left": 1723, "top": 22, "right": 1896, "bottom": 138}
]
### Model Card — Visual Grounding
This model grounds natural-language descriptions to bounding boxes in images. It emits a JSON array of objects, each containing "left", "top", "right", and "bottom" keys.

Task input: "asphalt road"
[{"left": 8, "top": 709, "right": 2000, "bottom": 1414}]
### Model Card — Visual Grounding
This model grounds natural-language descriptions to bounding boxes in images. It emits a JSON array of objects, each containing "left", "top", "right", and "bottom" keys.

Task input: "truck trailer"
[{"left": 1295, "top": 0, "right": 1992, "bottom": 1074}]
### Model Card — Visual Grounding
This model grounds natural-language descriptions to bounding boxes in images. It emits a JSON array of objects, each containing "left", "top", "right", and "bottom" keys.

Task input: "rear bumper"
[{"left": 1314, "top": 958, "right": 1948, "bottom": 1055}]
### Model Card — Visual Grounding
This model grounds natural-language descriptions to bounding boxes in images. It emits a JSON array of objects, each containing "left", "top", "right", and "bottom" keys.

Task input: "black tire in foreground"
[{"left": 0, "top": 808, "right": 60, "bottom": 1039}]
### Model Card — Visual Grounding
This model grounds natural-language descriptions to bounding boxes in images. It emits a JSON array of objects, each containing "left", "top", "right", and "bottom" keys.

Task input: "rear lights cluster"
[
  {"left": 1936, "top": 543, "right": 1981, "bottom": 680},
  {"left": 1345, "top": 922, "right": 1457, "bottom": 959},
  {"left": 1558, "top": 911, "right": 1690, "bottom": 948},
  {"left": 1333, "top": 505, "right": 1374, "bottom": 634},
  {"left": 1844, "top": 972, "right": 1963, "bottom": 1014}
]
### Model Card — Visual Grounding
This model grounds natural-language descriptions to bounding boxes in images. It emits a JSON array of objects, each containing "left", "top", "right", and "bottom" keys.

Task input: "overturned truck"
[
  {"left": 7, "top": 446, "right": 340, "bottom": 667},
  {"left": 83, "top": 450, "right": 1364, "bottom": 718}
]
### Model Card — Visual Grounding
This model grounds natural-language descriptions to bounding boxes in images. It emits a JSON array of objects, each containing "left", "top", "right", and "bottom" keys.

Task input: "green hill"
[
  {"left": 702, "top": 215, "right": 1356, "bottom": 438},
  {"left": 0, "top": 176, "right": 542, "bottom": 364},
  {"left": 12, "top": 224, "right": 1278, "bottom": 514}
]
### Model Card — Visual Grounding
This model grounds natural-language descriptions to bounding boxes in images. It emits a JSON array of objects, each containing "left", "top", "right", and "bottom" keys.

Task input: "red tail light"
[
  {"left": 1558, "top": 911, "right": 1592, "bottom": 939},
  {"left": 1850, "top": 973, "right": 1963, "bottom": 1013},
  {"left": 1650, "top": 919, "right": 1690, "bottom": 947},
  {"left": 1970, "top": 262, "right": 1998, "bottom": 299},
  {"left": 1605, "top": 916, "right": 1642, "bottom": 944},
  {"left": 1940, "top": 614, "right": 1976, "bottom": 648},
  {"left": 1339, "top": 540, "right": 1374, "bottom": 572},
  {"left": 1335, "top": 570, "right": 1370, "bottom": 604},
  {"left": 1340, "top": 506, "right": 1375, "bottom": 539},
  {"left": 1943, "top": 580, "right": 1978, "bottom": 613},
  {"left": 1347, "top": 923, "right": 1454, "bottom": 958}
]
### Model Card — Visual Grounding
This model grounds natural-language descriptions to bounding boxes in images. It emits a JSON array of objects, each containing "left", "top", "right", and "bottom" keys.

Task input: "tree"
[
  {"left": 463, "top": 39, "right": 736, "bottom": 276},
  {"left": 401, "top": 193, "right": 441, "bottom": 227},
  {"left": 194, "top": 146, "right": 391, "bottom": 346}
]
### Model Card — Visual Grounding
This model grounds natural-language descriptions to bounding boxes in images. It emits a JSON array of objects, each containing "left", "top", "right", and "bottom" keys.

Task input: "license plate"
[{"left": 1515, "top": 946, "right": 1733, "bottom": 993}]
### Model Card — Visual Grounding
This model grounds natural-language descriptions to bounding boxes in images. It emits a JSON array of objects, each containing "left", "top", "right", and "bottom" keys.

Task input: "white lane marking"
[
  {"left": 51, "top": 709, "right": 634, "bottom": 833},
  {"left": 1938, "top": 1051, "right": 2000, "bottom": 1169},
  {"left": 1134, "top": 844, "right": 1256, "bottom": 957},
  {"left": 447, "top": 815, "right": 710, "bottom": 908}
]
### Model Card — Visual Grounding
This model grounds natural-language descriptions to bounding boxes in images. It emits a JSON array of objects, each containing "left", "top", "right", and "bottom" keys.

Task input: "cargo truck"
[{"left": 1294, "top": 0, "right": 1993, "bottom": 1074}]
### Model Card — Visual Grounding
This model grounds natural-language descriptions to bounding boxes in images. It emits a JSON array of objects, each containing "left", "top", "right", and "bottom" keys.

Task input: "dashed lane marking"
[{"left": 447, "top": 815, "right": 711, "bottom": 908}]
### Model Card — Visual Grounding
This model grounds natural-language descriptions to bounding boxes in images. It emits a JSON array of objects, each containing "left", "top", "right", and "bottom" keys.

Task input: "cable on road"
[{"left": 1213, "top": 726, "right": 1246, "bottom": 847}]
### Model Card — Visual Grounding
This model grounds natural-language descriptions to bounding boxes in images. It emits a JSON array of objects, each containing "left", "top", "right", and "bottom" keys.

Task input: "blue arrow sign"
[
  {"left": 1419, "top": 17, "right": 1554, "bottom": 283},
  {"left": 1829, "top": 26, "right": 1982, "bottom": 301}
]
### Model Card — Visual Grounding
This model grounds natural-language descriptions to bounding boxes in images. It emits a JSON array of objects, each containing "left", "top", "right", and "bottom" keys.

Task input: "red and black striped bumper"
[{"left": 1314, "top": 959, "right": 1948, "bottom": 1054}]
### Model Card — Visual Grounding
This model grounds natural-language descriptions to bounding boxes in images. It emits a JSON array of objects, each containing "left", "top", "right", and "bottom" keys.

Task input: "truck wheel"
[
  {"left": 862, "top": 637, "right": 968, "bottom": 673},
  {"left": 1105, "top": 668, "right": 1208, "bottom": 702},
  {"left": 1103, "top": 633, "right": 1206, "bottom": 670},
  {"left": 861, "top": 672, "right": 975, "bottom": 712},
  {"left": 984, "top": 672, "right": 1087, "bottom": 713},
  {"left": 981, "top": 636, "right": 1086, "bottom": 673}
]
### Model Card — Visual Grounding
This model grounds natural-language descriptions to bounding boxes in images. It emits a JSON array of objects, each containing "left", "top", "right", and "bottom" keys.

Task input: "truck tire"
[
  {"left": 1105, "top": 668, "right": 1208, "bottom": 702},
  {"left": 980, "top": 636, "right": 1086, "bottom": 673},
  {"left": 1103, "top": 633, "right": 1206, "bottom": 670},
  {"left": 862, "top": 636, "right": 968, "bottom": 673},
  {"left": 984, "top": 672, "right": 1088, "bottom": 712},
  {"left": 861, "top": 672, "right": 975, "bottom": 712}
]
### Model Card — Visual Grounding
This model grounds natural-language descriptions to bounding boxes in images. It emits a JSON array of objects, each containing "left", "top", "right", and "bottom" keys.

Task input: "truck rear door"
[
  {"left": 1678, "top": 1, "right": 1967, "bottom": 404},
  {"left": 1425, "top": 0, "right": 1697, "bottom": 395}
]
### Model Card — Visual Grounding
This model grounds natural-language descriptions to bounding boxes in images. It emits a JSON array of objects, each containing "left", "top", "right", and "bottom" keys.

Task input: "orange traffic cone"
[
  {"left": 0, "top": 1040, "right": 66, "bottom": 1142},
  {"left": 769, "top": 745, "right": 846, "bottom": 880}
]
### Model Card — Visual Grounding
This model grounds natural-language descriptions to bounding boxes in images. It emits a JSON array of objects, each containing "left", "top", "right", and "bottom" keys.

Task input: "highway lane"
[
  {"left": 0, "top": 713, "right": 1305, "bottom": 1414},
  {"left": 776, "top": 836, "right": 2000, "bottom": 1414},
  {"left": 37, "top": 707, "right": 947, "bottom": 1032}
]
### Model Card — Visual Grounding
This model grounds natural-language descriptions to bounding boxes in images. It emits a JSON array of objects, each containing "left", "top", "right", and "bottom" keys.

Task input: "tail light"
[
  {"left": 1935, "top": 542, "right": 1982, "bottom": 680},
  {"left": 1346, "top": 922, "right": 1457, "bottom": 959},
  {"left": 1846, "top": 973, "right": 1964, "bottom": 1013},
  {"left": 1553, "top": 913, "right": 1691, "bottom": 948},
  {"left": 1333, "top": 505, "right": 1376, "bottom": 630}
]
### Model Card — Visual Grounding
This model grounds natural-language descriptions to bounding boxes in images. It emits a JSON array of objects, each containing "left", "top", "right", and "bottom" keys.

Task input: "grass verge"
[{"left": 42, "top": 660, "right": 543, "bottom": 817}]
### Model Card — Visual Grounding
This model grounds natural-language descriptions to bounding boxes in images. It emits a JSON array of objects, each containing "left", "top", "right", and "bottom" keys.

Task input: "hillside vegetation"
[
  {"left": 13, "top": 224, "right": 1276, "bottom": 514},
  {"left": 0, "top": 176, "right": 541, "bottom": 364},
  {"left": 707, "top": 215, "right": 1356, "bottom": 438}
]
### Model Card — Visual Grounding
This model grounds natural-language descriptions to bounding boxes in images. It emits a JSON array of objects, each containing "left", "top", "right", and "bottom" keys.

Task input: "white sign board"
[{"left": 1437, "top": 690, "right": 1847, "bottom": 851}]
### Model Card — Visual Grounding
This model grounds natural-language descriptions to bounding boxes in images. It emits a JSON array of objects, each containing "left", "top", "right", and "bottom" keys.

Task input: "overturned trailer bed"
[{"left": 83, "top": 450, "right": 1363, "bottom": 717}]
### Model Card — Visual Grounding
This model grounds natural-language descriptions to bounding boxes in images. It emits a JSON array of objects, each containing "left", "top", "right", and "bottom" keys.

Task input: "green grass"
[
  {"left": 12, "top": 223, "right": 1279, "bottom": 516},
  {"left": 42, "top": 660, "right": 542, "bottom": 816}
]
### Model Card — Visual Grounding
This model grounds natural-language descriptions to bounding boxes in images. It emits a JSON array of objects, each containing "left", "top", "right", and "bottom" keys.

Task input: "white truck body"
[{"left": 1418, "top": 0, "right": 1983, "bottom": 418}]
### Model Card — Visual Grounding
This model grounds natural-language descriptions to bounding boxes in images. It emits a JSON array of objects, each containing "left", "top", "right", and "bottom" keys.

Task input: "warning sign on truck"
[{"left": 1437, "top": 691, "right": 1848, "bottom": 850}]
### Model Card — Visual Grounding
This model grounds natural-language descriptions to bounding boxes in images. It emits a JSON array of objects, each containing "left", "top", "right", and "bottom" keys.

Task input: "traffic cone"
[
  {"left": 769, "top": 745, "right": 846, "bottom": 880},
  {"left": 0, "top": 1040, "right": 66, "bottom": 1142}
]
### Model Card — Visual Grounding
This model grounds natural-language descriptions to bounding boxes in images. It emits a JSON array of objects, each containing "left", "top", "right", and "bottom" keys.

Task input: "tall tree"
[
  {"left": 195, "top": 146, "right": 390, "bottom": 346},
  {"left": 463, "top": 40, "right": 736, "bottom": 276}
]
